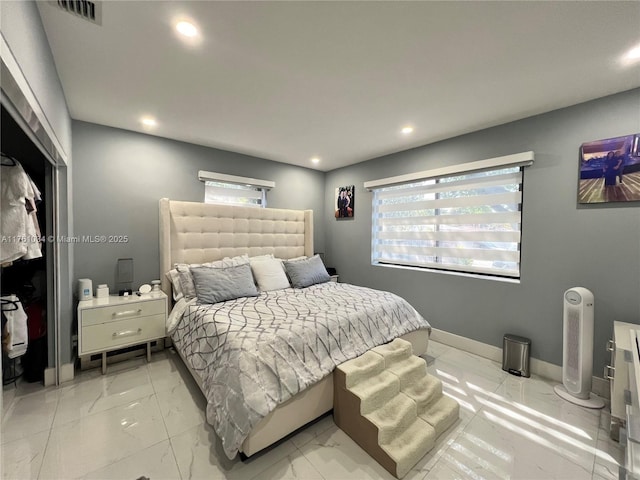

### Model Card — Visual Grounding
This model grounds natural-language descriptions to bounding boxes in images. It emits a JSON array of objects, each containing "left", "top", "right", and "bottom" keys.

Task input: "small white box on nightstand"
[{"left": 96, "top": 284, "right": 109, "bottom": 298}]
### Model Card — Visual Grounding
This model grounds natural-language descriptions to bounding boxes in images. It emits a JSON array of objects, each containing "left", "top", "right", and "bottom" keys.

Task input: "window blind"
[
  {"left": 372, "top": 166, "right": 524, "bottom": 278},
  {"left": 204, "top": 181, "right": 266, "bottom": 207},
  {"left": 199, "top": 171, "right": 273, "bottom": 208}
]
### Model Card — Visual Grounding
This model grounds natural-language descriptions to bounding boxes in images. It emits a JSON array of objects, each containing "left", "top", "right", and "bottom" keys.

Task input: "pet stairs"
[{"left": 334, "top": 338, "right": 459, "bottom": 478}]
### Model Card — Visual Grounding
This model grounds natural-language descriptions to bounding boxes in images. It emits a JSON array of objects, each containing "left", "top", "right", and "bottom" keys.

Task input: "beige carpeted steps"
[
  {"left": 365, "top": 393, "right": 416, "bottom": 445},
  {"left": 334, "top": 338, "right": 459, "bottom": 478}
]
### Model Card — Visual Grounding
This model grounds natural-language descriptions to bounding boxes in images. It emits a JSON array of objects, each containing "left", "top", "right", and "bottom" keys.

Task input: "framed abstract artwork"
[{"left": 579, "top": 133, "right": 640, "bottom": 203}]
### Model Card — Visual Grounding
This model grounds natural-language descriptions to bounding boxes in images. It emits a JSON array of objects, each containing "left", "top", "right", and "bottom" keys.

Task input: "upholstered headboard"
[{"left": 159, "top": 198, "right": 314, "bottom": 297}]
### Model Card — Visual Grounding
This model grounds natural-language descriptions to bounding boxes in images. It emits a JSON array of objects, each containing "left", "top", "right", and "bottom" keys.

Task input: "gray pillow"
[
  {"left": 175, "top": 255, "right": 250, "bottom": 300},
  {"left": 190, "top": 263, "right": 258, "bottom": 304},
  {"left": 283, "top": 255, "right": 330, "bottom": 288}
]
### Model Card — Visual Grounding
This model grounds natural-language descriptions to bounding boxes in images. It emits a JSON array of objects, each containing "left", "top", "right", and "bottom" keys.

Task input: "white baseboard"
[
  {"left": 592, "top": 376, "right": 610, "bottom": 400},
  {"left": 431, "top": 328, "right": 502, "bottom": 363},
  {"left": 430, "top": 328, "right": 609, "bottom": 399},
  {"left": 60, "top": 363, "right": 74, "bottom": 383},
  {"left": 529, "top": 357, "right": 562, "bottom": 383},
  {"left": 43, "top": 362, "right": 75, "bottom": 386},
  {"left": 44, "top": 367, "right": 56, "bottom": 386}
]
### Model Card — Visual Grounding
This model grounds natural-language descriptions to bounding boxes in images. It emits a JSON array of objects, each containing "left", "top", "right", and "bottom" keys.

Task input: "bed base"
[{"left": 174, "top": 328, "right": 429, "bottom": 457}]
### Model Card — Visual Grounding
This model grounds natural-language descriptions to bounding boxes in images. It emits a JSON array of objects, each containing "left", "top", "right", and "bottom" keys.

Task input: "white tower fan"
[{"left": 554, "top": 287, "right": 604, "bottom": 408}]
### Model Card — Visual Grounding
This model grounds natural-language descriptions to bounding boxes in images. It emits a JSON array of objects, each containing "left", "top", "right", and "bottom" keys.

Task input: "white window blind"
[
  {"left": 199, "top": 170, "right": 274, "bottom": 208},
  {"left": 204, "top": 181, "right": 266, "bottom": 207},
  {"left": 371, "top": 163, "right": 528, "bottom": 279}
]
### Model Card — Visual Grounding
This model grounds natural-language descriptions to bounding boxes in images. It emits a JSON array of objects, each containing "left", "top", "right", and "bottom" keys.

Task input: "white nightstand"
[{"left": 77, "top": 291, "right": 167, "bottom": 374}]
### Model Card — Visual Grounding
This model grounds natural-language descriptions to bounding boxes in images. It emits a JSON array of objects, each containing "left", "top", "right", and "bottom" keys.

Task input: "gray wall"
[
  {"left": 72, "top": 121, "right": 325, "bottom": 296},
  {"left": 324, "top": 88, "right": 640, "bottom": 377},
  {"left": 72, "top": 88, "right": 639, "bottom": 377},
  {"left": 1, "top": 1, "right": 75, "bottom": 365}
]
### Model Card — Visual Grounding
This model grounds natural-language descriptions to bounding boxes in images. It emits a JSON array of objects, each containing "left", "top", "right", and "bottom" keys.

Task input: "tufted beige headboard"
[{"left": 159, "top": 198, "right": 314, "bottom": 297}]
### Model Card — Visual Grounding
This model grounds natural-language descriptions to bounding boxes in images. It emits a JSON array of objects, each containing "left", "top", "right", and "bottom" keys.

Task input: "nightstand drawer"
[
  {"left": 80, "top": 314, "right": 166, "bottom": 354},
  {"left": 81, "top": 298, "right": 165, "bottom": 326}
]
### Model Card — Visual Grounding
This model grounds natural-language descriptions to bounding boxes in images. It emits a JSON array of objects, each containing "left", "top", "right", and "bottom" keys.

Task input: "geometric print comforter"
[{"left": 170, "top": 281, "right": 431, "bottom": 459}]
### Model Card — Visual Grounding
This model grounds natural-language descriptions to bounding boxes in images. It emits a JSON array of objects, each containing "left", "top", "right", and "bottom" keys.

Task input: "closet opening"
[{"left": 1, "top": 104, "right": 54, "bottom": 388}]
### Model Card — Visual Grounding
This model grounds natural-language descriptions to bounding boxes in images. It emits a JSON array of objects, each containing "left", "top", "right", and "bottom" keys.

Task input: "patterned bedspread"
[{"left": 170, "top": 281, "right": 430, "bottom": 459}]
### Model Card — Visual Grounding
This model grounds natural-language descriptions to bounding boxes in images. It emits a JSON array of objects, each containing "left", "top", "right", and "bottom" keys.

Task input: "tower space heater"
[{"left": 554, "top": 287, "right": 604, "bottom": 409}]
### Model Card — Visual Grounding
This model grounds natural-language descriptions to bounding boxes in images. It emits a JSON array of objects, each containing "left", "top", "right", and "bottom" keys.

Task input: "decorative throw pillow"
[
  {"left": 166, "top": 269, "right": 183, "bottom": 300},
  {"left": 222, "top": 254, "right": 251, "bottom": 267},
  {"left": 190, "top": 263, "right": 259, "bottom": 304},
  {"left": 175, "top": 260, "right": 224, "bottom": 300},
  {"left": 282, "top": 256, "right": 307, "bottom": 262},
  {"left": 174, "top": 265, "right": 199, "bottom": 300},
  {"left": 250, "top": 257, "right": 291, "bottom": 291},
  {"left": 174, "top": 255, "right": 250, "bottom": 300},
  {"left": 283, "top": 254, "right": 330, "bottom": 288}
]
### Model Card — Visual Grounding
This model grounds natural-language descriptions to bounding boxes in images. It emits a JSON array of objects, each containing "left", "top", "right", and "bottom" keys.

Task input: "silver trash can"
[{"left": 502, "top": 334, "right": 531, "bottom": 377}]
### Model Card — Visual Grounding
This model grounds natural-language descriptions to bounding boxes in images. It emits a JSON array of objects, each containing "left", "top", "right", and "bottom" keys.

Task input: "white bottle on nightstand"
[{"left": 78, "top": 278, "right": 93, "bottom": 300}]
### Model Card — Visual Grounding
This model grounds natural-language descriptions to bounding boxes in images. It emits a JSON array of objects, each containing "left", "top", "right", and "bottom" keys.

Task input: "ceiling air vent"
[{"left": 50, "top": 0, "right": 102, "bottom": 26}]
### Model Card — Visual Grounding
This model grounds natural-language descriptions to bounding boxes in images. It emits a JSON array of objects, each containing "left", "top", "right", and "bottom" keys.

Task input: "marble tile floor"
[{"left": 1, "top": 341, "right": 620, "bottom": 480}]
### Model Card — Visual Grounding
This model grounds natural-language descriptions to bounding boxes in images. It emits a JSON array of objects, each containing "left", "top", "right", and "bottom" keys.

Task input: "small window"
[
  {"left": 204, "top": 181, "right": 266, "bottom": 207},
  {"left": 198, "top": 170, "right": 274, "bottom": 208},
  {"left": 371, "top": 165, "right": 526, "bottom": 279}
]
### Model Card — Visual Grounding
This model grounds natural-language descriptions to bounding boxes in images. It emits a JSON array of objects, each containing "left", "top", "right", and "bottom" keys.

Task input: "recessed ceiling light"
[
  {"left": 141, "top": 117, "right": 157, "bottom": 127},
  {"left": 401, "top": 126, "right": 414, "bottom": 135},
  {"left": 176, "top": 21, "right": 198, "bottom": 38},
  {"left": 626, "top": 45, "right": 640, "bottom": 60},
  {"left": 621, "top": 43, "right": 640, "bottom": 65},
  {"left": 311, "top": 157, "right": 320, "bottom": 164}
]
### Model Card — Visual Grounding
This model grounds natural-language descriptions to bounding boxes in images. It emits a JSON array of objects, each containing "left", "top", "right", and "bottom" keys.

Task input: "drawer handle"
[
  {"left": 112, "top": 328, "right": 142, "bottom": 339},
  {"left": 112, "top": 309, "right": 142, "bottom": 318},
  {"left": 607, "top": 339, "right": 614, "bottom": 352},
  {"left": 604, "top": 365, "right": 615, "bottom": 380}
]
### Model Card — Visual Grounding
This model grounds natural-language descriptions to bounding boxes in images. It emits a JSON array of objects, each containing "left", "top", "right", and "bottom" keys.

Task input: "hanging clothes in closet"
[
  {"left": 0, "top": 153, "right": 43, "bottom": 265},
  {"left": 1, "top": 295, "right": 28, "bottom": 359}
]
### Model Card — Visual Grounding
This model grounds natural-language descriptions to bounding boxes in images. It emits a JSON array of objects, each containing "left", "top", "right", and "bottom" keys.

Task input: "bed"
[{"left": 159, "top": 198, "right": 431, "bottom": 459}]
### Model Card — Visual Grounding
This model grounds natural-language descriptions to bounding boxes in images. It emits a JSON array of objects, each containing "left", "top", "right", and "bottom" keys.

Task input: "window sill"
[{"left": 372, "top": 262, "right": 521, "bottom": 284}]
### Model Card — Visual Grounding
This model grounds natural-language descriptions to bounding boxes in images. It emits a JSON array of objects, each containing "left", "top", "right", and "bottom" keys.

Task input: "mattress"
[{"left": 169, "top": 281, "right": 431, "bottom": 459}]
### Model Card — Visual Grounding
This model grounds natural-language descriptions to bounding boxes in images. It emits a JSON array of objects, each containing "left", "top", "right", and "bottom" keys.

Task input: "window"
[
  {"left": 198, "top": 170, "right": 274, "bottom": 208},
  {"left": 368, "top": 152, "right": 533, "bottom": 279},
  {"left": 204, "top": 181, "right": 266, "bottom": 207}
]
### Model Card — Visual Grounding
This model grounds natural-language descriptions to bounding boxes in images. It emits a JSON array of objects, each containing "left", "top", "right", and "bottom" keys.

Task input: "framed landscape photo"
[
  {"left": 335, "top": 185, "right": 354, "bottom": 219},
  {"left": 578, "top": 133, "right": 640, "bottom": 204}
]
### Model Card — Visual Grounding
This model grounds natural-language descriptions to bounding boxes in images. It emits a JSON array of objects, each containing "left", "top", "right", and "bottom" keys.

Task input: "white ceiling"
[{"left": 37, "top": 1, "right": 640, "bottom": 172}]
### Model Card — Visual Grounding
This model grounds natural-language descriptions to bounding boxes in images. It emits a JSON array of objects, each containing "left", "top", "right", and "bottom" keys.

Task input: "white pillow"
[
  {"left": 250, "top": 257, "right": 291, "bottom": 291},
  {"left": 249, "top": 254, "right": 274, "bottom": 261}
]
